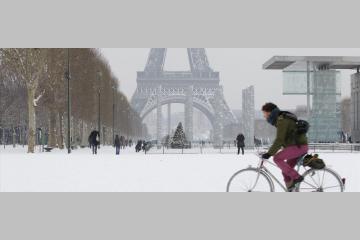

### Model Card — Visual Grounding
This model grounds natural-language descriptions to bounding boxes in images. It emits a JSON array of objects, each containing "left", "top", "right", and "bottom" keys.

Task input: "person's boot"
[
  {"left": 287, "top": 176, "right": 304, "bottom": 192},
  {"left": 285, "top": 181, "right": 293, "bottom": 189}
]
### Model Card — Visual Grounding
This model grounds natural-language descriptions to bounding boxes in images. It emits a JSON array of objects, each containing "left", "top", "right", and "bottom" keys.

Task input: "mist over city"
[
  {"left": 2, "top": 2, "right": 359, "bottom": 239},
  {"left": 1, "top": 48, "right": 360, "bottom": 192}
]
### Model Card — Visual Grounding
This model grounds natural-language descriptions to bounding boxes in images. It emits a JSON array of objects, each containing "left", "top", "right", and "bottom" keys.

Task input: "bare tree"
[
  {"left": 41, "top": 49, "right": 66, "bottom": 148},
  {"left": 0, "top": 48, "right": 47, "bottom": 153},
  {"left": 1, "top": 48, "right": 145, "bottom": 151}
]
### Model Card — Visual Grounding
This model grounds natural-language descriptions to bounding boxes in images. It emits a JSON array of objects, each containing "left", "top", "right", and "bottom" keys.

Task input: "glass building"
[
  {"left": 283, "top": 70, "right": 341, "bottom": 142},
  {"left": 241, "top": 86, "right": 255, "bottom": 147},
  {"left": 263, "top": 56, "right": 360, "bottom": 143},
  {"left": 351, "top": 72, "right": 360, "bottom": 143}
]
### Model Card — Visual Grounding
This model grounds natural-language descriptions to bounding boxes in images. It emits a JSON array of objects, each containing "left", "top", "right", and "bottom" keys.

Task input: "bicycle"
[{"left": 226, "top": 150, "right": 345, "bottom": 192}]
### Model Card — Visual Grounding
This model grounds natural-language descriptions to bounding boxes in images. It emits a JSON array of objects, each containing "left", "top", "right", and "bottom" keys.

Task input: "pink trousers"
[{"left": 273, "top": 145, "right": 309, "bottom": 183}]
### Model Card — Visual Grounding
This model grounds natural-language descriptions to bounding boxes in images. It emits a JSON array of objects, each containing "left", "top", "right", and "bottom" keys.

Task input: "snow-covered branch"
[{"left": 33, "top": 90, "right": 45, "bottom": 107}]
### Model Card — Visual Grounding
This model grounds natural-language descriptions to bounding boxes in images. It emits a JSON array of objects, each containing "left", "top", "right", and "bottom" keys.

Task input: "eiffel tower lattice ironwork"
[{"left": 131, "top": 48, "right": 238, "bottom": 147}]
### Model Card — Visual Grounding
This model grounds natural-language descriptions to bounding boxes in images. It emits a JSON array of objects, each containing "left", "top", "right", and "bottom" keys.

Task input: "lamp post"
[
  {"left": 128, "top": 108, "right": 131, "bottom": 138},
  {"left": 112, "top": 85, "right": 116, "bottom": 146},
  {"left": 120, "top": 109, "right": 126, "bottom": 138},
  {"left": 65, "top": 48, "right": 71, "bottom": 154},
  {"left": 129, "top": 113, "right": 131, "bottom": 139},
  {"left": 121, "top": 109, "right": 130, "bottom": 138},
  {"left": 97, "top": 70, "right": 102, "bottom": 149},
  {"left": 306, "top": 61, "right": 311, "bottom": 119}
]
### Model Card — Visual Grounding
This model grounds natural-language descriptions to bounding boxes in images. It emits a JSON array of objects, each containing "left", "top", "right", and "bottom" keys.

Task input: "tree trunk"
[
  {"left": 72, "top": 117, "right": 78, "bottom": 148},
  {"left": 57, "top": 112, "right": 64, "bottom": 149},
  {"left": 27, "top": 88, "right": 36, "bottom": 153},
  {"left": 12, "top": 126, "right": 16, "bottom": 148},
  {"left": 80, "top": 120, "right": 84, "bottom": 146},
  {"left": 48, "top": 109, "right": 57, "bottom": 148},
  {"left": 80, "top": 120, "right": 88, "bottom": 147}
]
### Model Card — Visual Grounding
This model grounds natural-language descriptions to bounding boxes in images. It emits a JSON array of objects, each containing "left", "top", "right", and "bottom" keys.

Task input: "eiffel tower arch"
[{"left": 131, "top": 48, "right": 238, "bottom": 147}]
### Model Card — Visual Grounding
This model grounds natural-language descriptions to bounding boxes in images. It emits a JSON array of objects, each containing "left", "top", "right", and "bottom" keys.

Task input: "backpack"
[
  {"left": 280, "top": 111, "right": 310, "bottom": 135},
  {"left": 303, "top": 154, "right": 326, "bottom": 169}
]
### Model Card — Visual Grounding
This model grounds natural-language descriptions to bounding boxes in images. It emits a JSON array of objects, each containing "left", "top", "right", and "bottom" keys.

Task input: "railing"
[
  {"left": 145, "top": 141, "right": 254, "bottom": 155},
  {"left": 144, "top": 142, "right": 360, "bottom": 154},
  {"left": 308, "top": 143, "right": 360, "bottom": 153}
]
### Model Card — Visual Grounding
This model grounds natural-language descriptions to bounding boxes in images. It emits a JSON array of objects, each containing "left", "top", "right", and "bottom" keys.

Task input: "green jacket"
[{"left": 268, "top": 114, "right": 308, "bottom": 156}]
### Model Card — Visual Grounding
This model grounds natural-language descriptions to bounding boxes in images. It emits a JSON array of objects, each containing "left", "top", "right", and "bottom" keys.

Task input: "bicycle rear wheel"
[
  {"left": 296, "top": 168, "right": 344, "bottom": 192},
  {"left": 226, "top": 168, "right": 274, "bottom": 192}
]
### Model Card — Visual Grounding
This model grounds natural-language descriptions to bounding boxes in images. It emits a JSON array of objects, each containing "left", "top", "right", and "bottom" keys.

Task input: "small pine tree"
[{"left": 171, "top": 122, "right": 187, "bottom": 149}]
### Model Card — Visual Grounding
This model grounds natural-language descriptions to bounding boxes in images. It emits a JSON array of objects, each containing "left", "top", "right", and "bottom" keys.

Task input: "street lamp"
[
  {"left": 128, "top": 114, "right": 131, "bottom": 139},
  {"left": 112, "top": 85, "right": 116, "bottom": 146},
  {"left": 127, "top": 108, "right": 131, "bottom": 138},
  {"left": 120, "top": 109, "right": 126, "bottom": 138},
  {"left": 97, "top": 70, "right": 102, "bottom": 149},
  {"left": 65, "top": 48, "right": 71, "bottom": 154}
]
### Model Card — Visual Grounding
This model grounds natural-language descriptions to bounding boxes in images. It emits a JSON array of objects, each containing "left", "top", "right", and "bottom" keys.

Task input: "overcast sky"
[{"left": 101, "top": 48, "right": 360, "bottom": 110}]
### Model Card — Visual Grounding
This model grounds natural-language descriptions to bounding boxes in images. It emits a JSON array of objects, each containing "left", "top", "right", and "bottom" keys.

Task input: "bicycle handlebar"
[{"left": 255, "top": 150, "right": 267, "bottom": 157}]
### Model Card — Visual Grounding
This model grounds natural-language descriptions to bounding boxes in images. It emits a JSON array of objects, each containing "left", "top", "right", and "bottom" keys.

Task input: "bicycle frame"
[
  {"left": 252, "top": 153, "right": 305, "bottom": 192},
  {"left": 259, "top": 161, "right": 288, "bottom": 192},
  {"left": 228, "top": 147, "right": 345, "bottom": 192}
]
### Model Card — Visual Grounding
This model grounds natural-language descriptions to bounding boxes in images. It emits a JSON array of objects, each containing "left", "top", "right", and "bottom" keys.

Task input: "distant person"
[
  {"left": 114, "top": 135, "right": 121, "bottom": 155},
  {"left": 88, "top": 134, "right": 92, "bottom": 148},
  {"left": 261, "top": 102, "right": 308, "bottom": 191},
  {"left": 236, "top": 133, "right": 245, "bottom": 155},
  {"left": 89, "top": 130, "right": 100, "bottom": 154},
  {"left": 120, "top": 136, "right": 125, "bottom": 149},
  {"left": 135, "top": 140, "right": 142, "bottom": 152},
  {"left": 142, "top": 140, "right": 146, "bottom": 152}
]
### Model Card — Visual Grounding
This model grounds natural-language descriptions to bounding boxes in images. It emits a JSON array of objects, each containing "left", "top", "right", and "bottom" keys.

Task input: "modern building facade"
[
  {"left": 241, "top": 86, "right": 255, "bottom": 147},
  {"left": 283, "top": 69, "right": 341, "bottom": 142},
  {"left": 264, "top": 56, "right": 360, "bottom": 142},
  {"left": 351, "top": 72, "right": 360, "bottom": 143}
]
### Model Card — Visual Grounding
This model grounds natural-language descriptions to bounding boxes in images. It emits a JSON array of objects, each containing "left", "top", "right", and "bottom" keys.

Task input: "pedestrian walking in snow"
[
  {"left": 236, "top": 133, "right": 245, "bottom": 155},
  {"left": 114, "top": 135, "right": 121, "bottom": 155},
  {"left": 120, "top": 136, "right": 125, "bottom": 149},
  {"left": 89, "top": 130, "right": 100, "bottom": 154},
  {"left": 135, "top": 140, "right": 142, "bottom": 152},
  {"left": 142, "top": 140, "right": 146, "bottom": 152}
]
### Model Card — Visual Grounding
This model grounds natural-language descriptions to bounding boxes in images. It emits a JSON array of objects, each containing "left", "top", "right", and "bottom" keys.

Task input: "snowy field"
[{"left": 0, "top": 146, "right": 359, "bottom": 192}]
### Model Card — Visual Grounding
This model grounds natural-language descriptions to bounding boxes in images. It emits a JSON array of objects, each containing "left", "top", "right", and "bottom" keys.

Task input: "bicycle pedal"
[{"left": 287, "top": 188, "right": 296, "bottom": 192}]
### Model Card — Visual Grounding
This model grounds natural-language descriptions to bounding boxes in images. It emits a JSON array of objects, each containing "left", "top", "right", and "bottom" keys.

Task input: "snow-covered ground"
[{"left": 0, "top": 146, "right": 359, "bottom": 192}]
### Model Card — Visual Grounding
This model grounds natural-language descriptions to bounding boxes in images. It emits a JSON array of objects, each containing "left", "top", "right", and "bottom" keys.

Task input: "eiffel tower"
[{"left": 131, "top": 48, "right": 238, "bottom": 147}]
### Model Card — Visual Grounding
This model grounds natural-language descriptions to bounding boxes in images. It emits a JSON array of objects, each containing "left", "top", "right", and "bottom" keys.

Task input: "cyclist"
[{"left": 261, "top": 103, "right": 308, "bottom": 191}]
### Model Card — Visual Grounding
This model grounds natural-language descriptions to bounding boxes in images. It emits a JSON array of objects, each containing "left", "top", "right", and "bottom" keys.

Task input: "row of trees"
[{"left": 0, "top": 48, "right": 145, "bottom": 153}]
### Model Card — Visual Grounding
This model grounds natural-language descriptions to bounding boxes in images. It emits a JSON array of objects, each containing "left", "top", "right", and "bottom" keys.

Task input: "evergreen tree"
[{"left": 171, "top": 122, "right": 187, "bottom": 148}]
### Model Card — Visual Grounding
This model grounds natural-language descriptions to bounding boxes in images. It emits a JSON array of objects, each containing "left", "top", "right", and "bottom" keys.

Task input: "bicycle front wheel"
[
  {"left": 296, "top": 168, "right": 345, "bottom": 192},
  {"left": 226, "top": 168, "right": 274, "bottom": 192}
]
